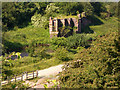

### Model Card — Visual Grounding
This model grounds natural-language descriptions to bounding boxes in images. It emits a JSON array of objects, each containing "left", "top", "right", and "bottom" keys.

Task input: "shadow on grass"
[
  {"left": 88, "top": 15, "right": 104, "bottom": 26},
  {"left": 81, "top": 25, "right": 94, "bottom": 34},
  {"left": 62, "top": 57, "right": 73, "bottom": 62},
  {"left": 3, "top": 70, "right": 13, "bottom": 80},
  {"left": 3, "top": 39, "right": 23, "bottom": 54},
  {"left": 81, "top": 15, "right": 104, "bottom": 34},
  {"left": 68, "top": 49, "right": 77, "bottom": 54}
]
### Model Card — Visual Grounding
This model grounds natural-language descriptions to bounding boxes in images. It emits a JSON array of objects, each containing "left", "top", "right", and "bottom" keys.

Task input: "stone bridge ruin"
[{"left": 49, "top": 12, "right": 90, "bottom": 38}]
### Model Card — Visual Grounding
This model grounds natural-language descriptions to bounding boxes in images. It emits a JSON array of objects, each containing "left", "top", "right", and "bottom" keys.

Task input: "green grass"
[
  {"left": 4, "top": 26, "right": 50, "bottom": 46},
  {"left": 89, "top": 16, "right": 118, "bottom": 36},
  {"left": 2, "top": 81, "right": 29, "bottom": 89},
  {"left": 81, "top": 16, "right": 118, "bottom": 40},
  {"left": 3, "top": 57, "right": 62, "bottom": 78}
]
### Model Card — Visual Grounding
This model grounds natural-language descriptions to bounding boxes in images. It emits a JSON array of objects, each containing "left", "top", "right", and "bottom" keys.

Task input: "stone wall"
[{"left": 49, "top": 12, "right": 90, "bottom": 38}]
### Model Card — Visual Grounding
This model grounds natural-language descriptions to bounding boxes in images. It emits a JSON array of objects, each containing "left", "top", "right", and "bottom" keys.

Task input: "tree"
[
  {"left": 90, "top": 2, "right": 106, "bottom": 16},
  {"left": 2, "top": 2, "right": 44, "bottom": 30},
  {"left": 31, "top": 13, "right": 48, "bottom": 28},
  {"left": 55, "top": 2, "right": 83, "bottom": 15},
  {"left": 45, "top": 3, "right": 59, "bottom": 17},
  {"left": 82, "top": 2, "right": 94, "bottom": 16}
]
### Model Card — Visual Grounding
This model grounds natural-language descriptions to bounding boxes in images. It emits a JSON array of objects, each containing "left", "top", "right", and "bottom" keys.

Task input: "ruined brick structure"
[{"left": 49, "top": 12, "right": 90, "bottom": 38}]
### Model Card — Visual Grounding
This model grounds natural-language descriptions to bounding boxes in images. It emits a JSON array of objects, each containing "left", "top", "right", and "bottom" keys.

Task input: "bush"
[
  {"left": 34, "top": 47, "right": 51, "bottom": 59},
  {"left": 31, "top": 14, "right": 49, "bottom": 28},
  {"left": 66, "top": 34, "right": 92, "bottom": 49},
  {"left": 100, "top": 12, "right": 108, "bottom": 19},
  {"left": 55, "top": 47, "right": 71, "bottom": 61},
  {"left": 51, "top": 37, "right": 67, "bottom": 48},
  {"left": 51, "top": 34, "right": 92, "bottom": 49},
  {"left": 58, "top": 26, "right": 72, "bottom": 37}
]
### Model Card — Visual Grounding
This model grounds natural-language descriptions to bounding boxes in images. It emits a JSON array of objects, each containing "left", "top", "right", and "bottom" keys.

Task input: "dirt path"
[
  {"left": 23, "top": 64, "right": 64, "bottom": 88},
  {"left": 2, "top": 64, "right": 64, "bottom": 86},
  {"left": 37, "top": 64, "right": 63, "bottom": 77}
]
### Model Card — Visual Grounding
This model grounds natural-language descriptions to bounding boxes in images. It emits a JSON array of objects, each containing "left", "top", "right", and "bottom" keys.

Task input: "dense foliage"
[
  {"left": 51, "top": 34, "right": 92, "bottom": 49},
  {"left": 2, "top": 2, "right": 49, "bottom": 30},
  {"left": 58, "top": 31, "right": 120, "bottom": 88},
  {"left": 2, "top": 2, "right": 118, "bottom": 31}
]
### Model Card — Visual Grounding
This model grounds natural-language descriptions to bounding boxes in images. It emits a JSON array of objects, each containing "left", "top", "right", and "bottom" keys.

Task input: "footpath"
[{"left": 2, "top": 64, "right": 64, "bottom": 88}]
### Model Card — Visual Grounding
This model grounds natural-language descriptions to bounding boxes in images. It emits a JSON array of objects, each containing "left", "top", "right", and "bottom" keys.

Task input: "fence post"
[
  {"left": 36, "top": 70, "right": 38, "bottom": 77},
  {"left": 33, "top": 71, "right": 34, "bottom": 78},
  {"left": 15, "top": 75, "right": 16, "bottom": 82},
  {"left": 7, "top": 76, "right": 9, "bottom": 84},
  {"left": 21, "top": 73, "right": 23, "bottom": 81},
  {"left": 23, "top": 72, "right": 25, "bottom": 80},
  {"left": 26, "top": 72, "right": 28, "bottom": 80},
  {"left": 7, "top": 76, "right": 10, "bottom": 84}
]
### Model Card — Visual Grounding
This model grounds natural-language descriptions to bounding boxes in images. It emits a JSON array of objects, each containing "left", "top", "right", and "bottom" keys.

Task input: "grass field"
[{"left": 89, "top": 16, "right": 118, "bottom": 35}]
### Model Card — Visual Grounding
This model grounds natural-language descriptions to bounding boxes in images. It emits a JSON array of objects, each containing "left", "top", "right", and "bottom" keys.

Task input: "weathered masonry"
[{"left": 49, "top": 12, "right": 90, "bottom": 38}]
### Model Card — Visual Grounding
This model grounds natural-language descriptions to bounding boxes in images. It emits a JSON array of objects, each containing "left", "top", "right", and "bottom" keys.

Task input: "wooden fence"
[
  {"left": 1, "top": 61, "right": 81, "bottom": 86},
  {"left": 1, "top": 70, "right": 39, "bottom": 86}
]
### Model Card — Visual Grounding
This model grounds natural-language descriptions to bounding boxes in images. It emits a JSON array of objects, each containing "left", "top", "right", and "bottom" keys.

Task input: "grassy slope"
[
  {"left": 2, "top": 16, "right": 118, "bottom": 80},
  {"left": 4, "top": 26, "right": 50, "bottom": 46},
  {"left": 89, "top": 16, "right": 118, "bottom": 35},
  {"left": 2, "top": 25, "right": 74, "bottom": 80}
]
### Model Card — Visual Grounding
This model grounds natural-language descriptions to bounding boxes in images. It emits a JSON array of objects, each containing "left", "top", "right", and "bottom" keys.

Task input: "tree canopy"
[{"left": 2, "top": 2, "right": 118, "bottom": 31}]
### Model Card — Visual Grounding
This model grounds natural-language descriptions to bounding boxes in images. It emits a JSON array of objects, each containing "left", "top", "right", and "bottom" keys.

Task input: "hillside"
[
  {"left": 1, "top": 2, "right": 119, "bottom": 89},
  {"left": 58, "top": 29, "right": 120, "bottom": 88}
]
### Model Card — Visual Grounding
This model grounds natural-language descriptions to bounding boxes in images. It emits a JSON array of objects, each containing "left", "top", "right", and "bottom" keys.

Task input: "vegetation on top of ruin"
[{"left": 55, "top": 15, "right": 78, "bottom": 19}]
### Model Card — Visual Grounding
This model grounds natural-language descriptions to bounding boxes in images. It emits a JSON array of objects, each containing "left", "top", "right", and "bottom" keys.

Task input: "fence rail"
[
  {"left": 1, "top": 70, "right": 39, "bottom": 86},
  {"left": 1, "top": 64, "right": 64, "bottom": 86}
]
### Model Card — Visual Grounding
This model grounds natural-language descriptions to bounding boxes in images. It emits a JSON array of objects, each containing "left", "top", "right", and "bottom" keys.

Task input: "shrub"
[
  {"left": 55, "top": 47, "right": 71, "bottom": 61},
  {"left": 51, "top": 34, "right": 92, "bottom": 49},
  {"left": 31, "top": 14, "right": 48, "bottom": 28},
  {"left": 51, "top": 37, "right": 67, "bottom": 48},
  {"left": 100, "top": 12, "right": 108, "bottom": 19},
  {"left": 34, "top": 47, "right": 51, "bottom": 59},
  {"left": 58, "top": 26, "right": 71, "bottom": 37},
  {"left": 66, "top": 34, "right": 92, "bottom": 49},
  {"left": 25, "top": 45, "right": 35, "bottom": 57}
]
